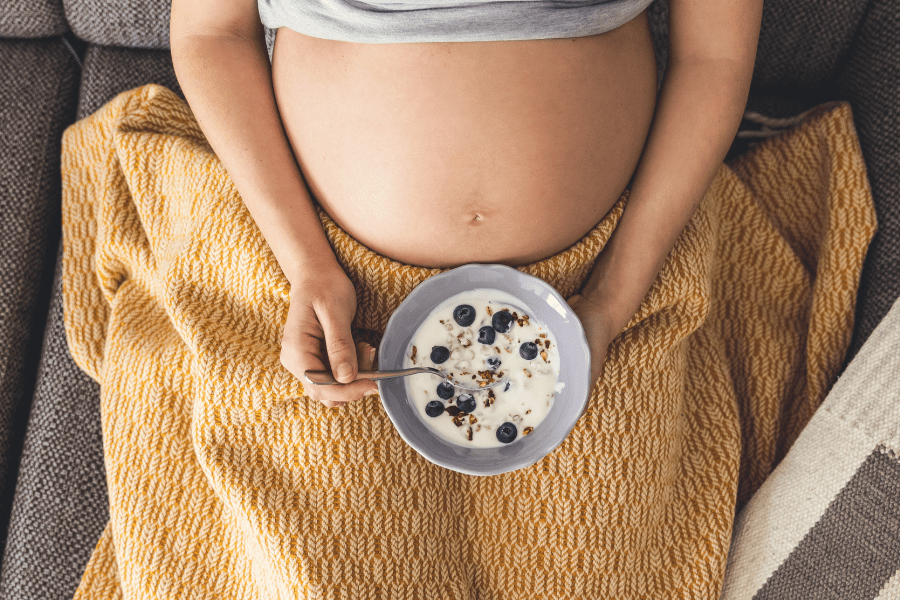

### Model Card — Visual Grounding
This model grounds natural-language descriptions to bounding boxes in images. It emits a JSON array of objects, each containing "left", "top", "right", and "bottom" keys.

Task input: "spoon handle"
[{"left": 304, "top": 367, "right": 435, "bottom": 385}]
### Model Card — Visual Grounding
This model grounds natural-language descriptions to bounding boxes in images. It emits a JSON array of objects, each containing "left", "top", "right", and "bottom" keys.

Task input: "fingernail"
[
  {"left": 368, "top": 347, "right": 377, "bottom": 361},
  {"left": 336, "top": 363, "right": 353, "bottom": 381}
]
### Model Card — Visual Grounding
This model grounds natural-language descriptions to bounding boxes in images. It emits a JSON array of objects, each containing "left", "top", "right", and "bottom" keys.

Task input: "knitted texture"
[{"left": 61, "top": 85, "right": 875, "bottom": 599}]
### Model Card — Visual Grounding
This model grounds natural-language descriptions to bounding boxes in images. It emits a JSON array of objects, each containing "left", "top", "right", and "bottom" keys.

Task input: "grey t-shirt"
[{"left": 258, "top": 0, "right": 655, "bottom": 44}]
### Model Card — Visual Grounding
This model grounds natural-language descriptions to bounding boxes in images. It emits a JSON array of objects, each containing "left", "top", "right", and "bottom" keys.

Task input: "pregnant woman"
[
  {"left": 60, "top": 0, "right": 877, "bottom": 596},
  {"left": 169, "top": 0, "right": 762, "bottom": 407}
]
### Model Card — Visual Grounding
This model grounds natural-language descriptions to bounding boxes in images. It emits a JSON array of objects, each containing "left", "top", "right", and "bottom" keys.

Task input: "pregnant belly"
[{"left": 271, "top": 14, "right": 658, "bottom": 267}]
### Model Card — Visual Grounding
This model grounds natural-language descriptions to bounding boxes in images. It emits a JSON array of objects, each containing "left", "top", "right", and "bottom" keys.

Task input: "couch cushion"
[
  {"left": 0, "top": 0, "right": 68, "bottom": 38},
  {"left": 63, "top": 0, "right": 171, "bottom": 49},
  {"left": 62, "top": 0, "right": 277, "bottom": 53},
  {"left": 751, "top": 0, "right": 869, "bottom": 91},
  {"left": 835, "top": 0, "right": 900, "bottom": 361},
  {"left": 76, "top": 45, "right": 182, "bottom": 118},
  {"left": 0, "top": 37, "right": 79, "bottom": 554},
  {"left": 0, "top": 44, "right": 180, "bottom": 600},
  {"left": 0, "top": 247, "right": 106, "bottom": 600},
  {"left": 648, "top": 0, "right": 868, "bottom": 94}
]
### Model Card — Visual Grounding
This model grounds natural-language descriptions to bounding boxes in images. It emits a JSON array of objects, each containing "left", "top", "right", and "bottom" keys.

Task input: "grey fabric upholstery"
[
  {"left": 834, "top": 0, "right": 900, "bottom": 361},
  {"left": 0, "top": 45, "right": 181, "bottom": 600},
  {"left": 0, "top": 247, "right": 106, "bottom": 600},
  {"left": 61, "top": 0, "right": 276, "bottom": 54},
  {"left": 63, "top": 0, "right": 171, "bottom": 49},
  {"left": 751, "top": 0, "right": 869, "bottom": 91},
  {"left": 645, "top": 0, "right": 667, "bottom": 90},
  {"left": 75, "top": 45, "right": 182, "bottom": 118},
  {"left": 266, "top": 25, "right": 276, "bottom": 61},
  {"left": 0, "top": 37, "right": 79, "bottom": 555},
  {"left": 0, "top": 0, "right": 68, "bottom": 38},
  {"left": 649, "top": 0, "right": 869, "bottom": 102}
]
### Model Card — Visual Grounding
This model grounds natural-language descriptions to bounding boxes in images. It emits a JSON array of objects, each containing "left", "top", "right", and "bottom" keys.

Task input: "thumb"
[{"left": 318, "top": 304, "right": 358, "bottom": 384}]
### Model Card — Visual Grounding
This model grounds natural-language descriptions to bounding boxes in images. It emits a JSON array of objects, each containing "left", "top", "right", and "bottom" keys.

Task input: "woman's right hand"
[
  {"left": 280, "top": 265, "right": 379, "bottom": 408},
  {"left": 171, "top": 0, "right": 379, "bottom": 410}
]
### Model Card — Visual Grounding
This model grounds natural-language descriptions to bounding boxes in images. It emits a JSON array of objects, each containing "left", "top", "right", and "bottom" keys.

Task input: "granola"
[{"left": 404, "top": 288, "right": 563, "bottom": 448}]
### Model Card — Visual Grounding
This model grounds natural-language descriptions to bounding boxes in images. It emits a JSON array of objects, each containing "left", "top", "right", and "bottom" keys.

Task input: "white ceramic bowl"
[{"left": 378, "top": 264, "right": 591, "bottom": 476}]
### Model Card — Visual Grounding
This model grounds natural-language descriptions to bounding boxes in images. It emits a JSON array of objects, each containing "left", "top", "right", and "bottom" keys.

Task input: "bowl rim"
[{"left": 377, "top": 263, "right": 592, "bottom": 476}]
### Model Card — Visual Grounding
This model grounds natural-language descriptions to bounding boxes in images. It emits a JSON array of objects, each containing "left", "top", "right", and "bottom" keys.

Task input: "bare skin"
[
  {"left": 272, "top": 19, "right": 657, "bottom": 267},
  {"left": 171, "top": 0, "right": 763, "bottom": 408}
]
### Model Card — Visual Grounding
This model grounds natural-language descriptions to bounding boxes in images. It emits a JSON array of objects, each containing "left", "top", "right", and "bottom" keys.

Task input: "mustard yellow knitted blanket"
[{"left": 62, "top": 85, "right": 875, "bottom": 599}]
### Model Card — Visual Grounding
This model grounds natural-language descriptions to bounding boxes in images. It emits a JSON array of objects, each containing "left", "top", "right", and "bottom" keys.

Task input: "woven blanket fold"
[{"left": 61, "top": 85, "right": 875, "bottom": 599}]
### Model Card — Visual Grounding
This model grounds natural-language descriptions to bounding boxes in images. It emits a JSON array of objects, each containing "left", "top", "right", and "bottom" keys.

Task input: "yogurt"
[{"left": 404, "top": 289, "right": 562, "bottom": 448}]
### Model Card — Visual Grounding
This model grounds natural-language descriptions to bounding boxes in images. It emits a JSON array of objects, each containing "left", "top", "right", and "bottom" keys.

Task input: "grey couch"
[{"left": 0, "top": 0, "right": 896, "bottom": 598}]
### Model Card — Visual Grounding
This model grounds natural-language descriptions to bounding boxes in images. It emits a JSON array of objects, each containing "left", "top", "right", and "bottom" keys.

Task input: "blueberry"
[
  {"left": 496, "top": 422, "right": 518, "bottom": 444},
  {"left": 453, "top": 304, "right": 476, "bottom": 327},
  {"left": 519, "top": 342, "right": 538, "bottom": 361},
  {"left": 425, "top": 401, "right": 445, "bottom": 417},
  {"left": 430, "top": 346, "right": 450, "bottom": 364},
  {"left": 486, "top": 356, "right": 502, "bottom": 370},
  {"left": 477, "top": 326, "right": 496, "bottom": 345},
  {"left": 436, "top": 381, "right": 455, "bottom": 400},
  {"left": 457, "top": 394, "right": 476, "bottom": 414},
  {"left": 492, "top": 310, "right": 514, "bottom": 333}
]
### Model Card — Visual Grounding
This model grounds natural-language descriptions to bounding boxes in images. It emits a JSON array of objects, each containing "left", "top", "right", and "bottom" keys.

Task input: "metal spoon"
[{"left": 304, "top": 367, "right": 505, "bottom": 391}]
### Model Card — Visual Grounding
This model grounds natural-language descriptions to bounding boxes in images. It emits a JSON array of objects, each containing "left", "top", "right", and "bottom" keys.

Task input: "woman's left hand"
[{"left": 567, "top": 292, "right": 621, "bottom": 392}]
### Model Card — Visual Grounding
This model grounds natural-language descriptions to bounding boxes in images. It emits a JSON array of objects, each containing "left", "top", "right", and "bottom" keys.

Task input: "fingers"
[
  {"left": 318, "top": 304, "right": 359, "bottom": 384},
  {"left": 280, "top": 276, "right": 377, "bottom": 409},
  {"left": 317, "top": 378, "right": 379, "bottom": 408},
  {"left": 314, "top": 343, "right": 379, "bottom": 408},
  {"left": 281, "top": 322, "right": 377, "bottom": 409},
  {"left": 357, "top": 341, "right": 377, "bottom": 372}
]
